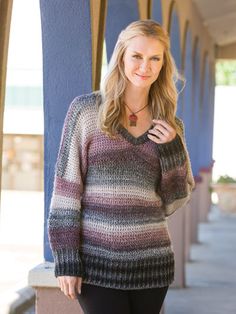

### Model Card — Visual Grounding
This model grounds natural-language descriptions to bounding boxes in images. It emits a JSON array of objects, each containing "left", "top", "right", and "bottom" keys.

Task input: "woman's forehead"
[{"left": 125, "top": 36, "right": 164, "bottom": 54}]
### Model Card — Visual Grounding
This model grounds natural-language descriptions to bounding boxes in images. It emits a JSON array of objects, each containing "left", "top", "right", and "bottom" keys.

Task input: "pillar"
[
  {"left": 199, "top": 56, "right": 212, "bottom": 222},
  {"left": 182, "top": 25, "right": 193, "bottom": 262},
  {"left": 168, "top": 5, "right": 186, "bottom": 288},
  {"left": 30, "top": 1, "right": 97, "bottom": 312}
]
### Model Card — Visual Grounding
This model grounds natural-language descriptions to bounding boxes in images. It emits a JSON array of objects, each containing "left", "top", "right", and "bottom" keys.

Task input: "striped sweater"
[{"left": 48, "top": 91, "right": 195, "bottom": 290}]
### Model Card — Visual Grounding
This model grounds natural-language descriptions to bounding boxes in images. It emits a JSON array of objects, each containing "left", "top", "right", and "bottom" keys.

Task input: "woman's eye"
[
  {"left": 152, "top": 57, "right": 160, "bottom": 61},
  {"left": 132, "top": 55, "right": 141, "bottom": 59}
]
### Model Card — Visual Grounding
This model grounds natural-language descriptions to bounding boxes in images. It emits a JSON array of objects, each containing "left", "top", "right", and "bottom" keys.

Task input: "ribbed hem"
[
  {"left": 157, "top": 134, "right": 186, "bottom": 172},
  {"left": 80, "top": 250, "right": 175, "bottom": 290},
  {"left": 53, "top": 248, "right": 84, "bottom": 277}
]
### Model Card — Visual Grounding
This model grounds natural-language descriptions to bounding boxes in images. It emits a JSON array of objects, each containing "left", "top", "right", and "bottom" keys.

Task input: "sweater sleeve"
[
  {"left": 47, "top": 96, "right": 87, "bottom": 278},
  {"left": 156, "top": 117, "right": 195, "bottom": 217}
]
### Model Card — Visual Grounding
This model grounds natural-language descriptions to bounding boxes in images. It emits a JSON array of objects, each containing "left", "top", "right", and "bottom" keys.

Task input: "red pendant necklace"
[{"left": 124, "top": 102, "right": 149, "bottom": 127}]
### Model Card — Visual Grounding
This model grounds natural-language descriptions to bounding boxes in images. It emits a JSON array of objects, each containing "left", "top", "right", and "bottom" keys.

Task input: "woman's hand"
[
  {"left": 58, "top": 276, "right": 82, "bottom": 300},
  {"left": 148, "top": 119, "right": 176, "bottom": 144}
]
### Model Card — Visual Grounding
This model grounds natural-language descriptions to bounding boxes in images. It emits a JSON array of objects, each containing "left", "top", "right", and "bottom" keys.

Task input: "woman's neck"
[
  {"left": 123, "top": 86, "right": 150, "bottom": 112},
  {"left": 121, "top": 85, "right": 153, "bottom": 128}
]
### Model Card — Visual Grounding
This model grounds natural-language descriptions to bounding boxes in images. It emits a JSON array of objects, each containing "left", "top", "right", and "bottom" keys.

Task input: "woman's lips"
[{"left": 136, "top": 74, "right": 151, "bottom": 80}]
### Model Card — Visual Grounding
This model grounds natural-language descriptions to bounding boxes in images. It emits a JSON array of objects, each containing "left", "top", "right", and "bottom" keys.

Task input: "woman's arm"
[
  {"left": 155, "top": 117, "right": 195, "bottom": 217},
  {"left": 47, "top": 96, "right": 87, "bottom": 278}
]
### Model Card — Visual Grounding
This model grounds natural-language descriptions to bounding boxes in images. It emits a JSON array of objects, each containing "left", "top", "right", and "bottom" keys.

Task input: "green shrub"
[{"left": 216, "top": 175, "right": 236, "bottom": 184}]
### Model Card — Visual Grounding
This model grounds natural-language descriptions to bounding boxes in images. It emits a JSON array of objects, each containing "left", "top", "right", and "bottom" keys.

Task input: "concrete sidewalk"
[
  {"left": 0, "top": 190, "right": 43, "bottom": 314},
  {"left": 165, "top": 205, "right": 236, "bottom": 314}
]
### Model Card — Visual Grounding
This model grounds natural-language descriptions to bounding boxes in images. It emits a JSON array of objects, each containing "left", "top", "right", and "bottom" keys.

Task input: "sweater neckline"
[{"left": 117, "top": 124, "right": 153, "bottom": 145}]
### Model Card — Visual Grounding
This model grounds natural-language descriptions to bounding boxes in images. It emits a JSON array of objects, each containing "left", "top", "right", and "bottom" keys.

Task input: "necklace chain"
[
  {"left": 124, "top": 102, "right": 149, "bottom": 114},
  {"left": 124, "top": 102, "right": 149, "bottom": 127}
]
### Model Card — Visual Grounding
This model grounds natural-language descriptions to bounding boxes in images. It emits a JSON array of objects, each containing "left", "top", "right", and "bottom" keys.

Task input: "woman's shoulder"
[
  {"left": 69, "top": 90, "right": 102, "bottom": 114},
  {"left": 175, "top": 116, "right": 183, "bottom": 126},
  {"left": 65, "top": 91, "right": 102, "bottom": 135},
  {"left": 174, "top": 116, "right": 185, "bottom": 139},
  {"left": 175, "top": 116, "right": 185, "bottom": 130}
]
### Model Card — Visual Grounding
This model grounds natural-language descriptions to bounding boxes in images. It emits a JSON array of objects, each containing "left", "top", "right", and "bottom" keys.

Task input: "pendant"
[{"left": 129, "top": 113, "right": 138, "bottom": 127}]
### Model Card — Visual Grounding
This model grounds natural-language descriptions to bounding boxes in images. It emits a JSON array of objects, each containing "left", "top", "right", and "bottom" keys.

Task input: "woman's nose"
[{"left": 139, "top": 60, "right": 150, "bottom": 72}]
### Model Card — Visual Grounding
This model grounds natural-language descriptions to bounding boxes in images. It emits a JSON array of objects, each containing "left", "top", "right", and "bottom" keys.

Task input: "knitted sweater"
[{"left": 48, "top": 91, "right": 195, "bottom": 290}]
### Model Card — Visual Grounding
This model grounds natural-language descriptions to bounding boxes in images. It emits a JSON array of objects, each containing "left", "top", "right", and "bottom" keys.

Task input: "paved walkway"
[
  {"left": 165, "top": 205, "right": 236, "bottom": 314},
  {"left": 0, "top": 190, "right": 43, "bottom": 313}
]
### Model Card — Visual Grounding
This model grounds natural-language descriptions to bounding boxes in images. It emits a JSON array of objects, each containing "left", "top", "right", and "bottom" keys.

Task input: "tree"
[{"left": 216, "top": 60, "right": 236, "bottom": 85}]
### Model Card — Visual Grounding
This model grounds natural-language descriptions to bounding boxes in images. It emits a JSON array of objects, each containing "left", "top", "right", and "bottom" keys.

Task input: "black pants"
[{"left": 77, "top": 283, "right": 169, "bottom": 314}]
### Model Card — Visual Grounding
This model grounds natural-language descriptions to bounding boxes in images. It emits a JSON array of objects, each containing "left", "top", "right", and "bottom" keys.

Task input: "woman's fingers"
[
  {"left": 68, "top": 280, "right": 77, "bottom": 300},
  {"left": 147, "top": 133, "right": 163, "bottom": 144},
  {"left": 153, "top": 123, "right": 169, "bottom": 137},
  {"left": 148, "top": 128, "right": 165, "bottom": 140},
  {"left": 77, "top": 277, "right": 82, "bottom": 295},
  {"left": 152, "top": 119, "right": 173, "bottom": 132},
  {"left": 148, "top": 119, "right": 176, "bottom": 144},
  {"left": 62, "top": 279, "right": 70, "bottom": 298},
  {"left": 58, "top": 277, "right": 65, "bottom": 293},
  {"left": 57, "top": 276, "right": 82, "bottom": 300}
]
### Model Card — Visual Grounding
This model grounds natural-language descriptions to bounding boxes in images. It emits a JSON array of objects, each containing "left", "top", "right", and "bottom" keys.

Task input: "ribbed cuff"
[
  {"left": 53, "top": 248, "right": 84, "bottom": 277},
  {"left": 157, "top": 134, "right": 186, "bottom": 171}
]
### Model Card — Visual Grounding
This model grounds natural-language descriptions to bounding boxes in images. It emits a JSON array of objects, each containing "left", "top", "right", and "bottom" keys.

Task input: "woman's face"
[{"left": 123, "top": 36, "right": 164, "bottom": 89}]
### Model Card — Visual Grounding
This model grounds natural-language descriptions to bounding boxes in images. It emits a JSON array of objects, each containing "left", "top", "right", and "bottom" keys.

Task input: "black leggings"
[{"left": 77, "top": 283, "right": 169, "bottom": 314}]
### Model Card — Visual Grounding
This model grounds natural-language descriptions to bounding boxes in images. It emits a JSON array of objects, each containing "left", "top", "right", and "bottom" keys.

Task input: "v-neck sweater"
[{"left": 48, "top": 91, "right": 195, "bottom": 290}]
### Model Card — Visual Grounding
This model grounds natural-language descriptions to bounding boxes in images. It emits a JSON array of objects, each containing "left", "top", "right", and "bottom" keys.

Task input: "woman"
[{"left": 48, "top": 19, "right": 195, "bottom": 314}]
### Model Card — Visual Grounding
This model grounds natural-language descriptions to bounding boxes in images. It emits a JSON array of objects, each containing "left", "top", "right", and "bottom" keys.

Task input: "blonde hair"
[{"left": 98, "top": 19, "right": 184, "bottom": 138}]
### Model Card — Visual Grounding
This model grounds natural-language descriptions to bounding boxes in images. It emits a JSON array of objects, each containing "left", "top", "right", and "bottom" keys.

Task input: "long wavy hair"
[{"left": 97, "top": 19, "right": 184, "bottom": 138}]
